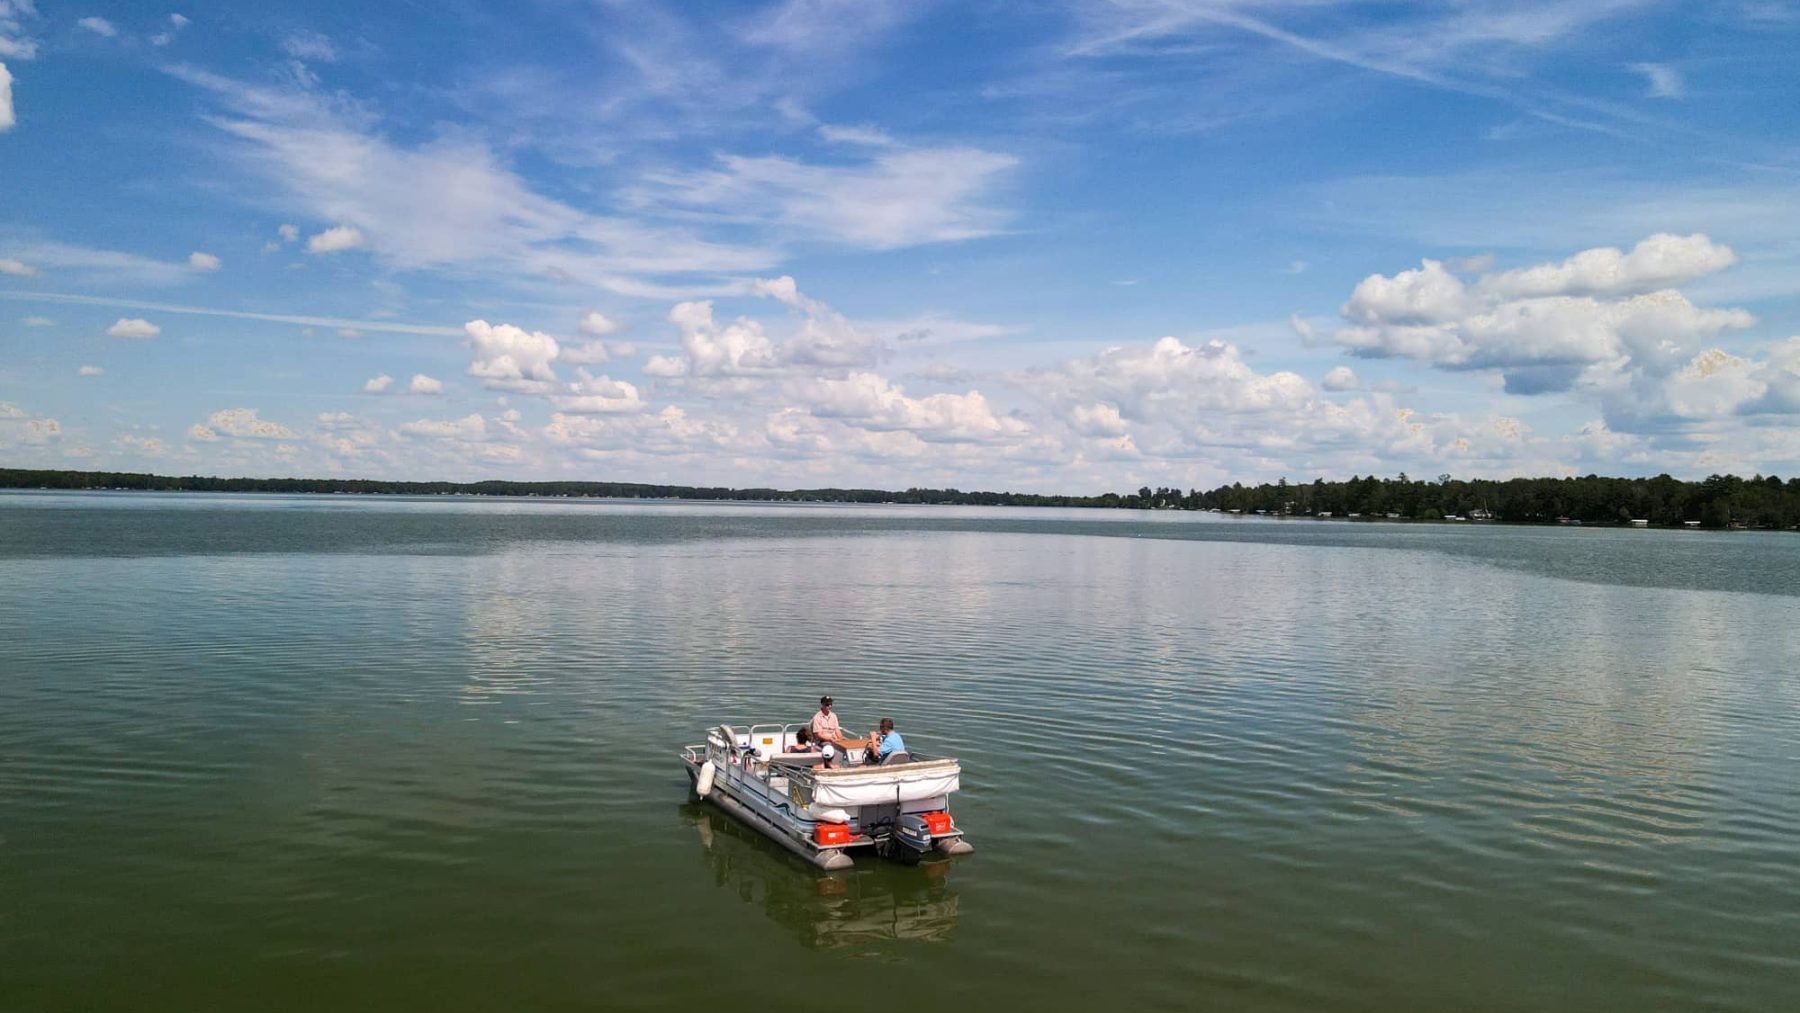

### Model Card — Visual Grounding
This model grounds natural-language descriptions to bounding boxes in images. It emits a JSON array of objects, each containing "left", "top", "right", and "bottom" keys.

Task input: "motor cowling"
[{"left": 876, "top": 813, "right": 934, "bottom": 865}]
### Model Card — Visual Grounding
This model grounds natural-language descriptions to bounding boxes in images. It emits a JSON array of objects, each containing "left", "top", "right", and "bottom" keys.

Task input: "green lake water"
[{"left": 2, "top": 492, "right": 1797, "bottom": 1011}]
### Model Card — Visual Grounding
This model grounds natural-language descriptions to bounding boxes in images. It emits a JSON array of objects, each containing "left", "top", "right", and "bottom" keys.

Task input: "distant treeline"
[
  {"left": 4, "top": 467, "right": 1796, "bottom": 529},
  {"left": 0, "top": 468, "right": 1111, "bottom": 508},
  {"left": 1132, "top": 473, "right": 1800, "bottom": 529}
]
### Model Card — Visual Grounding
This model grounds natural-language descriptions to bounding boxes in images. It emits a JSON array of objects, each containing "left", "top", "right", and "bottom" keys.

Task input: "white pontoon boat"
[{"left": 682, "top": 723, "right": 974, "bottom": 871}]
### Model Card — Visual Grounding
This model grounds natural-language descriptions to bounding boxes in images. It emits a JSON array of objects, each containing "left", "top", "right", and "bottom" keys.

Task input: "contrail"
[{"left": 1, "top": 290, "right": 464, "bottom": 336}]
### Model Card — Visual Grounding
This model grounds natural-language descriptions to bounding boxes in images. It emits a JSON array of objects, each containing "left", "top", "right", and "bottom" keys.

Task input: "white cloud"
[
  {"left": 0, "top": 240, "right": 191, "bottom": 285},
  {"left": 642, "top": 145, "right": 1018, "bottom": 250},
  {"left": 560, "top": 341, "right": 612, "bottom": 366},
  {"left": 550, "top": 371, "right": 647, "bottom": 414},
  {"left": 561, "top": 311, "right": 624, "bottom": 365},
  {"left": 282, "top": 30, "right": 337, "bottom": 62},
  {"left": 1632, "top": 62, "right": 1683, "bottom": 99},
  {"left": 1070, "top": 402, "right": 1129, "bottom": 437},
  {"left": 22, "top": 315, "right": 51, "bottom": 326},
  {"left": 0, "top": 61, "right": 13, "bottom": 132},
  {"left": 188, "top": 251, "right": 221, "bottom": 271},
  {"left": 398, "top": 413, "right": 488, "bottom": 441},
  {"left": 336, "top": 328, "right": 362, "bottom": 339},
  {"left": 660, "top": 300, "right": 780, "bottom": 377},
  {"left": 306, "top": 225, "right": 365, "bottom": 254},
  {"left": 117, "top": 434, "right": 167, "bottom": 456},
  {"left": 818, "top": 123, "right": 895, "bottom": 147},
  {"left": 0, "top": 255, "right": 35, "bottom": 275},
  {"left": 106, "top": 317, "right": 161, "bottom": 339},
  {"left": 1342, "top": 258, "right": 1469, "bottom": 327},
  {"left": 465, "top": 319, "right": 560, "bottom": 389},
  {"left": 652, "top": 277, "right": 881, "bottom": 379},
  {"left": 78, "top": 364, "right": 102, "bottom": 376},
  {"left": 1334, "top": 236, "right": 1756, "bottom": 398},
  {"left": 1479, "top": 233, "right": 1735, "bottom": 298},
  {"left": 1322, "top": 365, "right": 1362, "bottom": 391},
  {"left": 409, "top": 373, "right": 443, "bottom": 395},
  {"left": 792, "top": 371, "right": 1031, "bottom": 444},
  {"left": 578, "top": 310, "right": 621, "bottom": 337},
  {"left": 77, "top": 16, "right": 116, "bottom": 38},
  {"left": 7, "top": 291, "right": 462, "bottom": 335},
  {"left": 174, "top": 69, "right": 775, "bottom": 290},
  {"left": 364, "top": 374, "right": 394, "bottom": 393},
  {"left": 0, "top": 1, "right": 41, "bottom": 61},
  {"left": 277, "top": 223, "right": 299, "bottom": 242},
  {"left": 190, "top": 407, "right": 297, "bottom": 441},
  {"left": 150, "top": 12, "right": 189, "bottom": 46}
]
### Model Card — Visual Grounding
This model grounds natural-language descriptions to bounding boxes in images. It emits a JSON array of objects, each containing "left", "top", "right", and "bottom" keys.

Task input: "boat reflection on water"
[{"left": 684, "top": 802, "right": 959, "bottom": 949}]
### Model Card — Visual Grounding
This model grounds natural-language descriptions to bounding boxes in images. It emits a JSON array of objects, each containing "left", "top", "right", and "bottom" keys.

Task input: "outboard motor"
[{"left": 875, "top": 814, "right": 934, "bottom": 865}]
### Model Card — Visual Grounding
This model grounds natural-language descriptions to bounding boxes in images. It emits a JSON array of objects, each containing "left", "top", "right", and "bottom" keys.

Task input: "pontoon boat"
[{"left": 682, "top": 723, "right": 974, "bottom": 871}]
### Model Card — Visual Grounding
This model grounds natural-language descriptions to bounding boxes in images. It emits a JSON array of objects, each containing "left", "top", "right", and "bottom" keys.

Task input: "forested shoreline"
[{"left": 3, "top": 467, "right": 1796, "bottom": 529}]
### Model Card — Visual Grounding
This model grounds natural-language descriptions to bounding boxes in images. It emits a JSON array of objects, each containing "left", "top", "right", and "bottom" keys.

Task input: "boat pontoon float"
[{"left": 682, "top": 723, "right": 974, "bottom": 871}]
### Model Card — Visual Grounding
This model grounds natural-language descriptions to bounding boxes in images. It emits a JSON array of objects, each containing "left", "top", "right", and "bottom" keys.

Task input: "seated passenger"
[
  {"left": 867, "top": 718, "right": 907, "bottom": 764},
  {"left": 790, "top": 727, "right": 820, "bottom": 752}
]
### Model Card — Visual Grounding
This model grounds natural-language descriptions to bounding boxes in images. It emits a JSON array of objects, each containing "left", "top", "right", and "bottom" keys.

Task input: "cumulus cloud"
[
  {"left": 306, "top": 225, "right": 365, "bottom": 254},
  {"left": 106, "top": 317, "right": 161, "bottom": 339},
  {"left": 364, "top": 374, "right": 394, "bottom": 393},
  {"left": 578, "top": 311, "right": 621, "bottom": 337},
  {"left": 77, "top": 16, "right": 116, "bottom": 37},
  {"left": 563, "top": 309, "right": 621, "bottom": 365},
  {"left": 188, "top": 251, "right": 221, "bottom": 271},
  {"left": 790, "top": 371, "right": 1030, "bottom": 444},
  {"left": 550, "top": 370, "right": 647, "bottom": 414},
  {"left": 1479, "top": 234, "right": 1735, "bottom": 298},
  {"left": 0, "top": 255, "right": 35, "bottom": 275},
  {"left": 277, "top": 223, "right": 299, "bottom": 242},
  {"left": 409, "top": 374, "right": 443, "bottom": 395},
  {"left": 0, "top": 400, "right": 61, "bottom": 446},
  {"left": 650, "top": 277, "right": 882, "bottom": 380},
  {"left": 465, "top": 319, "right": 561, "bottom": 390},
  {"left": 189, "top": 408, "right": 297, "bottom": 441},
  {"left": 78, "top": 364, "right": 102, "bottom": 376},
  {"left": 1070, "top": 402, "right": 1129, "bottom": 437},
  {"left": 1322, "top": 366, "right": 1362, "bottom": 391},
  {"left": 1335, "top": 236, "right": 1754, "bottom": 396}
]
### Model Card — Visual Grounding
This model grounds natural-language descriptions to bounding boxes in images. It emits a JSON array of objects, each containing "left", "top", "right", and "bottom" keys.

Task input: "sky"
[{"left": 2, "top": 0, "right": 1798, "bottom": 492}]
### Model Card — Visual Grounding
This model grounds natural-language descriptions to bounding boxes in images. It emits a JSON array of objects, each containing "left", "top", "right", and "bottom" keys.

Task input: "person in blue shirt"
[{"left": 868, "top": 718, "right": 907, "bottom": 764}]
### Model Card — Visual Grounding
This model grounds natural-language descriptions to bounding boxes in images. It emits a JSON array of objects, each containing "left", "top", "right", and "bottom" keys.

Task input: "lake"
[{"left": 2, "top": 492, "right": 1797, "bottom": 1011}]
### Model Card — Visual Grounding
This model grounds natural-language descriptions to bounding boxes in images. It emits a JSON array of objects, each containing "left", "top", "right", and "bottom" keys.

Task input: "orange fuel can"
[{"left": 814, "top": 823, "right": 852, "bottom": 845}]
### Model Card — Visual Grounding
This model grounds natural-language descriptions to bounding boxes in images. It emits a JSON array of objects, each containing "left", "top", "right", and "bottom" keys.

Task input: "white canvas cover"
[{"left": 807, "top": 759, "right": 961, "bottom": 808}]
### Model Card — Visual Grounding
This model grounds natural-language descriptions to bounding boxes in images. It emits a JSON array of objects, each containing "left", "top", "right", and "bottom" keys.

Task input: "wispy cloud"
[
  {"left": 0, "top": 290, "right": 465, "bottom": 335},
  {"left": 172, "top": 66, "right": 780, "bottom": 293},
  {"left": 639, "top": 146, "right": 1018, "bottom": 249},
  {"left": 1633, "top": 61, "right": 1684, "bottom": 99}
]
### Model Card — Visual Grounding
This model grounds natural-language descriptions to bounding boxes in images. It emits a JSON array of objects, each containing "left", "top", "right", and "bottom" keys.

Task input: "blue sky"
[{"left": 3, "top": 0, "right": 1798, "bottom": 491}]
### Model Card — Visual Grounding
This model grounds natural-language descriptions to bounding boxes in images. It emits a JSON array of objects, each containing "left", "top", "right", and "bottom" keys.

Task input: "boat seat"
[{"left": 881, "top": 751, "right": 911, "bottom": 765}]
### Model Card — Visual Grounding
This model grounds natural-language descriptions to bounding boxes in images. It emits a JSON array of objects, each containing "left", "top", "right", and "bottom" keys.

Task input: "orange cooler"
[
  {"left": 921, "top": 812, "right": 953, "bottom": 835},
  {"left": 814, "top": 823, "right": 852, "bottom": 845}
]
